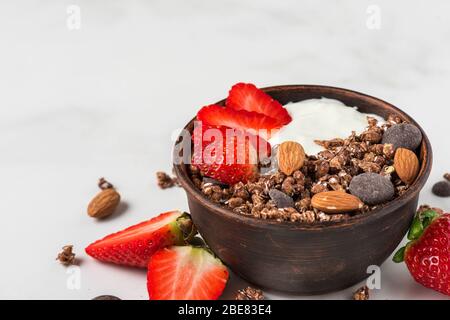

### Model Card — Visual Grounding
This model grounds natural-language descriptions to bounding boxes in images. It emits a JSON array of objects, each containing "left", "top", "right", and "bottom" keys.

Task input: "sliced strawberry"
[
  {"left": 197, "top": 104, "right": 282, "bottom": 135},
  {"left": 85, "top": 211, "right": 196, "bottom": 268},
  {"left": 192, "top": 124, "right": 270, "bottom": 185},
  {"left": 147, "top": 246, "right": 229, "bottom": 300},
  {"left": 226, "top": 83, "right": 292, "bottom": 126}
]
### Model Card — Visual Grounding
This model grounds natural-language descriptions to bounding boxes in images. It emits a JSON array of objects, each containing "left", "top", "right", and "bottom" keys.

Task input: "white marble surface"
[{"left": 0, "top": 0, "right": 449, "bottom": 300}]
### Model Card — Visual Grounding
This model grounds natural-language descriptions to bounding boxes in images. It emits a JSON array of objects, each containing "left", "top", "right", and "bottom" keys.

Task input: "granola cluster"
[
  {"left": 235, "top": 287, "right": 265, "bottom": 300},
  {"left": 190, "top": 115, "right": 414, "bottom": 223},
  {"left": 156, "top": 171, "right": 180, "bottom": 189},
  {"left": 56, "top": 245, "right": 76, "bottom": 266},
  {"left": 353, "top": 286, "right": 370, "bottom": 300}
]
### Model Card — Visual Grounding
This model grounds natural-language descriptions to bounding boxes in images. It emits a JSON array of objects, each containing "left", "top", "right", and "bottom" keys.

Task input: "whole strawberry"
[{"left": 393, "top": 209, "right": 450, "bottom": 296}]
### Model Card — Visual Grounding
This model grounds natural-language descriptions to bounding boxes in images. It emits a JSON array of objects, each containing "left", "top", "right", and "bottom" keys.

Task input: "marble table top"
[{"left": 0, "top": 0, "right": 448, "bottom": 300}]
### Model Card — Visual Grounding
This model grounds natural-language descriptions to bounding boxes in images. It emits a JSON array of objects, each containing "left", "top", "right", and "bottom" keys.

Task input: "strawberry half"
[
  {"left": 192, "top": 124, "right": 270, "bottom": 185},
  {"left": 147, "top": 246, "right": 229, "bottom": 300},
  {"left": 197, "top": 104, "right": 282, "bottom": 136},
  {"left": 393, "top": 209, "right": 450, "bottom": 296},
  {"left": 85, "top": 211, "right": 196, "bottom": 268},
  {"left": 226, "top": 82, "right": 292, "bottom": 127}
]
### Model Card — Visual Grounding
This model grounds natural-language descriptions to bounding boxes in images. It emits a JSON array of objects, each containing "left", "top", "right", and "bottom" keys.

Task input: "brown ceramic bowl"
[{"left": 173, "top": 85, "right": 432, "bottom": 294}]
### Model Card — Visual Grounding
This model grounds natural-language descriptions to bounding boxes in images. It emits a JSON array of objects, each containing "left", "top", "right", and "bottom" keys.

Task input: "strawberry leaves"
[{"left": 393, "top": 209, "right": 440, "bottom": 263}]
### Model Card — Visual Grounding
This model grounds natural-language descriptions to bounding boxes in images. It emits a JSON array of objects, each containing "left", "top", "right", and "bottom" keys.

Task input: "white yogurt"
[{"left": 269, "top": 98, "right": 384, "bottom": 155}]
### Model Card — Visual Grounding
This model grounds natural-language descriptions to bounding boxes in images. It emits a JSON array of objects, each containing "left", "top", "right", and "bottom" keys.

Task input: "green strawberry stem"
[
  {"left": 393, "top": 209, "right": 440, "bottom": 263},
  {"left": 393, "top": 246, "right": 406, "bottom": 263},
  {"left": 421, "top": 209, "right": 439, "bottom": 228},
  {"left": 176, "top": 212, "right": 197, "bottom": 242},
  {"left": 407, "top": 216, "right": 423, "bottom": 240}
]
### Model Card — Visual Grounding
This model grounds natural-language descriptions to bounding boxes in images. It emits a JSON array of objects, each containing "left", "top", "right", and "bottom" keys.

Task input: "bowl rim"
[{"left": 173, "top": 84, "right": 433, "bottom": 231}]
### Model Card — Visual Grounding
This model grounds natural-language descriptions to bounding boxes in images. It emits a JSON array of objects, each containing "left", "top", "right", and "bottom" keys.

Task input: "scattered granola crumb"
[
  {"left": 235, "top": 287, "right": 265, "bottom": 300},
  {"left": 156, "top": 171, "right": 180, "bottom": 189},
  {"left": 352, "top": 286, "right": 370, "bottom": 300},
  {"left": 56, "top": 245, "right": 76, "bottom": 266},
  {"left": 444, "top": 173, "right": 450, "bottom": 182},
  {"left": 98, "top": 177, "right": 114, "bottom": 190}
]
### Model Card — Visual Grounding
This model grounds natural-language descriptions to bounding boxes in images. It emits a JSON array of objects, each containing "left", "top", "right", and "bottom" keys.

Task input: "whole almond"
[
  {"left": 88, "top": 180, "right": 121, "bottom": 219},
  {"left": 277, "top": 141, "right": 306, "bottom": 176},
  {"left": 311, "top": 191, "right": 364, "bottom": 214},
  {"left": 394, "top": 148, "right": 420, "bottom": 185}
]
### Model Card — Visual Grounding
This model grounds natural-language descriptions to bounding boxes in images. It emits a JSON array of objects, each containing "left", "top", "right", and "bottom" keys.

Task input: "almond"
[
  {"left": 311, "top": 191, "right": 364, "bottom": 214},
  {"left": 88, "top": 179, "right": 121, "bottom": 219},
  {"left": 277, "top": 141, "right": 306, "bottom": 176},
  {"left": 394, "top": 148, "right": 420, "bottom": 185}
]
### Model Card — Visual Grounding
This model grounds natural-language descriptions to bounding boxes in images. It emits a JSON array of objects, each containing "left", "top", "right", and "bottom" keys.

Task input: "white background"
[{"left": 0, "top": 0, "right": 449, "bottom": 300}]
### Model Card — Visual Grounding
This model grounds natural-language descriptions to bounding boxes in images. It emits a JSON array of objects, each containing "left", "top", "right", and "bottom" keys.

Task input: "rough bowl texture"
[{"left": 173, "top": 85, "right": 433, "bottom": 294}]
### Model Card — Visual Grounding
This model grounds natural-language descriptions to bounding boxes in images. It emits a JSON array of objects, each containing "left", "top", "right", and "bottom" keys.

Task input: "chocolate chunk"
[
  {"left": 382, "top": 123, "right": 422, "bottom": 151},
  {"left": 268, "top": 189, "right": 294, "bottom": 208},
  {"left": 432, "top": 181, "right": 450, "bottom": 197},
  {"left": 92, "top": 295, "right": 121, "bottom": 300},
  {"left": 349, "top": 173, "right": 395, "bottom": 205}
]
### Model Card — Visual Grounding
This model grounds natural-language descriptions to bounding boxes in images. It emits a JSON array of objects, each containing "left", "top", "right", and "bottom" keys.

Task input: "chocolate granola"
[
  {"left": 156, "top": 171, "right": 180, "bottom": 189},
  {"left": 189, "top": 115, "right": 416, "bottom": 223},
  {"left": 235, "top": 287, "right": 265, "bottom": 300},
  {"left": 352, "top": 286, "right": 370, "bottom": 300},
  {"left": 56, "top": 245, "right": 76, "bottom": 266}
]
